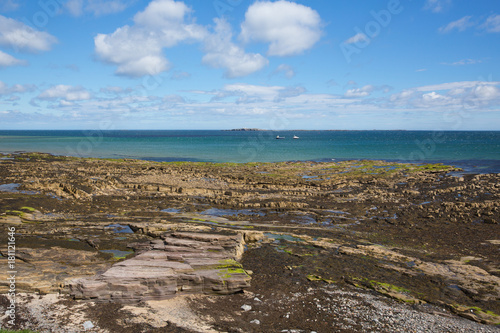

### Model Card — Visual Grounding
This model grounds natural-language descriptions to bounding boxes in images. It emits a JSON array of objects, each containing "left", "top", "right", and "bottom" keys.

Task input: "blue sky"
[{"left": 0, "top": 0, "right": 499, "bottom": 130}]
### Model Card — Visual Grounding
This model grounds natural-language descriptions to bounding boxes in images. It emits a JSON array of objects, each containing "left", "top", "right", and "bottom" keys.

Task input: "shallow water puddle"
[
  {"left": 0, "top": 183, "right": 38, "bottom": 194},
  {"left": 327, "top": 210, "right": 350, "bottom": 215},
  {"left": 161, "top": 208, "right": 182, "bottom": 213},
  {"left": 105, "top": 223, "right": 134, "bottom": 234},
  {"left": 290, "top": 215, "right": 317, "bottom": 224},
  {"left": 264, "top": 233, "right": 305, "bottom": 243},
  {"left": 201, "top": 208, "right": 265, "bottom": 217},
  {"left": 100, "top": 249, "right": 133, "bottom": 259}
]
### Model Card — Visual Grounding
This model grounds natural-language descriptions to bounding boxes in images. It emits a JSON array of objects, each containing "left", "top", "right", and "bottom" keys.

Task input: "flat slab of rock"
[{"left": 69, "top": 232, "right": 250, "bottom": 303}]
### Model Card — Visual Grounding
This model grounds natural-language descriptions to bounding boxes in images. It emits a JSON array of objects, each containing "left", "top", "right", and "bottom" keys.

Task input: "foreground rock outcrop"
[
  {"left": 1, "top": 153, "right": 499, "bottom": 330},
  {"left": 69, "top": 232, "right": 250, "bottom": 303}
]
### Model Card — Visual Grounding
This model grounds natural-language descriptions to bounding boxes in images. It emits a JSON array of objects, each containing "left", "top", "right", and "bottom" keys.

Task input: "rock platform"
[{"left": 69, "top": 232, "right": 250, "bottom": 303}]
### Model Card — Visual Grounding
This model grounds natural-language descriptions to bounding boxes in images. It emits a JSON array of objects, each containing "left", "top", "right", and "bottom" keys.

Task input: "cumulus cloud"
[
  {"left": 0, "top": 15, "right": 57, "bottom": 52},
  {"left": 438, "top": 16, "right": 474, "bottom": 33},
  {"left": 0, "top": 81, "right": 35, "bottom": 106},
  {"left": 344, "top": 85, "right": 391, "bottom": 98},
  {"left": 345, "top": 85, "right": 374, "bottom": 98},
  {"left": 0, "top": 50, "right": 26, "bottom": 68},
  {"left": 344, "top": 32, "right": 368, "bottom": 44},
  {"left": 202, "top": 18, "right": 268, "bottom": 78},
  {"left": 240, "top": 0, "right": 322, "bottom": 56},
  {"left": 388, "top": 81, "right": 500, "bottom": 108},
  {"left": 94, "top": 0, "right": 206, "bottom": 77},
  {"left": 472, "top": 84, "right": 500, "bottom": 100},
  {"left": 0, "top": 81, "right": 35, "bottom": 96},
  {"left": 37, "top": 85, "right": 91, "bottom": 101},
  {"left": 424, "top": 0, "right": 452, "bottom": 13},
  {"left": 420, "top": 91, "right": 451, "bottom": 106}
]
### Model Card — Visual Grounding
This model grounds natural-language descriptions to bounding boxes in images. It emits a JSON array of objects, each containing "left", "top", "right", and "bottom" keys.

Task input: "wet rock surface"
[{"left": 0, "top": 152, "right": 499, "bottom": 332}]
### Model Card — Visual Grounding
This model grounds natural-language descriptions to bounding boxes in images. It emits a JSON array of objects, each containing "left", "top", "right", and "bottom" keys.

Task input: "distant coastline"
[{"left": 223, "top": 128, "right": 266, "bottom": 131}]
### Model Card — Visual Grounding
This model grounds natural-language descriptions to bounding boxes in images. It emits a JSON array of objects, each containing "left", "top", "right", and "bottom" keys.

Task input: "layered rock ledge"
[{"left": 69, "top": 232, "right": 250, "bottom": 303}]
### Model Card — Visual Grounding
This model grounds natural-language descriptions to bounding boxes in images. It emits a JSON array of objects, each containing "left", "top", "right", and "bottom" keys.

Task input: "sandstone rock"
[
  {"left": 69, "top": 232, "right": 251, "bottom": 303},
  {"left": 238, "top": 230, "right": 265, "bottom": 243}
]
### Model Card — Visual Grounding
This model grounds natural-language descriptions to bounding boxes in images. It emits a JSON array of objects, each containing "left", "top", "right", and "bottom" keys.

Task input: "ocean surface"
[{"left": 0, "top": 130, "right": 499, "bottom": 173}]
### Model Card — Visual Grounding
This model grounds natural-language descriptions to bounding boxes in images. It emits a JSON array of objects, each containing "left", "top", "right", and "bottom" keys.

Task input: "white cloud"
[
  {"left": 0, "top": 81, "right": 36, "bottom": 96},
  {"left": 240, "top": 0, "right": 322, "bottom": 56},
  {"left": 473, "top": 85, "right": 500, "bottom": 100},
  {"left": 438, "top": 16, "right": 474, "bottom": 33},
  {"left": 94, "top": 25, "right": 170, "bottom": 77},
  {"left": 59, "top": 99, "right": 75, "bottom": 107},
  {"left": 344, "top": 32, "right": 368, "bottom": 44},
  {"left": 94, "top": 0, "right": 206, "bottom": 77},
  {"left": 480, "top": 14, "right": 500, "bottom": 33},
  {"left": 344, "top": 85, "right": 391, "bottom": 98},
  {"left": 345, "top": 85, "right": 374, "bottom": 98},
  {"left": 389, "top": 89, "right": 415, "bottom": 104},
  {"left": 38, "top": 85, "right": 91, "bottom": 101},
  {"left": 133, "top": 0, "right": 189, "bottom": 27},
  {"left": 415, "top": 81, "right": 500, "bottom": 92},
  {"left": 202, "top": 18, "right": 268, "bottom": 78},
  {"left": 421, "top": 91, "right": 451, "bottom": 105},
  {"left": 0, "top": 15, "right": 57, "bottom": 52},
  {"left": 214, "top": 83, "right": 284, "bottom": 102},
  {"left": 387, "top": 81, "right": 500, "bottom": 109},
  {"left": 424, "top": 0, "right": 451, "bottom": 13},
  {"left": 207, "top": 83, "right": 311, "bottom": 106},
  {"left": 0, "top": 50, "right": 26, "bottom": 68}
]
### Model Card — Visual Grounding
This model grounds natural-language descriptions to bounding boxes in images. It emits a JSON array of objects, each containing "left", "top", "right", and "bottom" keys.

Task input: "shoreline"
[
  {"left": 0, "top": 152, "right": 498, "bottom": 332},
  {"left": 2, "top": 150, "right": 500, "bottom": 174}
]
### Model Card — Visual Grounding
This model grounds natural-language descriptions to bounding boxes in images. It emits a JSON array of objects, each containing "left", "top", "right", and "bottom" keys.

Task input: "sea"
[{"left": 0, "top": 130, "right": 499, "bottom": 173}]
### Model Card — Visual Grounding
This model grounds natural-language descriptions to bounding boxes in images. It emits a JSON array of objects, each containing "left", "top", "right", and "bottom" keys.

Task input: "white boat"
[
  {"left": 276, "top": 135, "right": 285, "bottom": 139},
  {"left": 293, "top": 135, "right": 299, "bottom": 139}
]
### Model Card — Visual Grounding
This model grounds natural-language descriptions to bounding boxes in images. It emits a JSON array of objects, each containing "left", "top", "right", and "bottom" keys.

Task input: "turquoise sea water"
[{"left": 0, "top": 130, "right": 499, "bottom": 172}]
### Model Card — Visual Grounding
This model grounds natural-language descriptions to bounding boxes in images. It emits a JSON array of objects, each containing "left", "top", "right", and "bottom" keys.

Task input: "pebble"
[
  {"left": 241, "top": 304, "right": 252, "bottom": 311},
  {"left": 250, "top": 319, "right": 260, "bottom": 325},
  {"left": 83, "top": 321, "right": 94, "bottom": 330}
]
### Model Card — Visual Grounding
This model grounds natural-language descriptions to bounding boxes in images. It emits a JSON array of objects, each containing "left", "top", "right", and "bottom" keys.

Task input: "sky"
[{"left": 0, "top": 0, "right": 499, "bottom": 130}]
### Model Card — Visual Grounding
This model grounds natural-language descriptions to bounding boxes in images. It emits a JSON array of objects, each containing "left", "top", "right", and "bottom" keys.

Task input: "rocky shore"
[{"left": 0, "top": 152, "right": 498, "bottom": 332}]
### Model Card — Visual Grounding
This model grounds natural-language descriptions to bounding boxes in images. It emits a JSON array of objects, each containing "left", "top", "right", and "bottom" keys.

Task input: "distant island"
[{"left": 224, "top": 128, "right": 266, "bottom": 131}]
